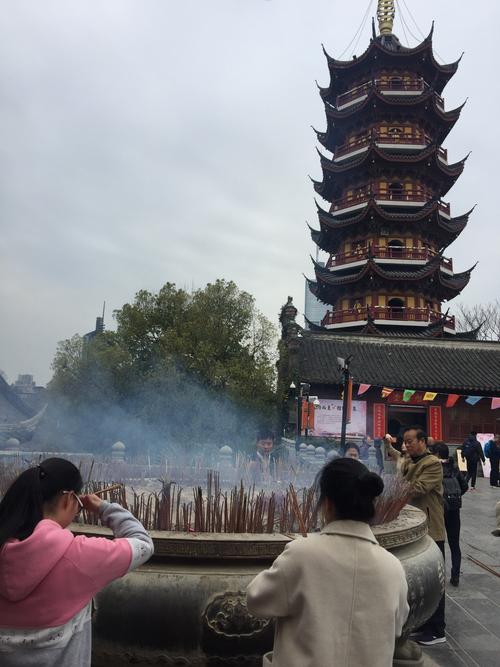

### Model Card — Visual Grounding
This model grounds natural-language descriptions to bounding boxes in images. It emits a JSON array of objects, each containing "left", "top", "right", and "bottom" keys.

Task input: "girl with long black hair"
[{"left": 0, "top": 458, "right": 153, "bottom": 666}]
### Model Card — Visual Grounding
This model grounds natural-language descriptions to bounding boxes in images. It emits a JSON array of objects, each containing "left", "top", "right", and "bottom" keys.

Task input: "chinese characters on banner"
[
  {"left": 372, "top": 404, "right": 386, "bottom": 438},
  {"left": 428, "top": 406, "right": 443, "bottom": 440},
  {"left": 310, "top": 399, "right": 367, "bottom": 437}
]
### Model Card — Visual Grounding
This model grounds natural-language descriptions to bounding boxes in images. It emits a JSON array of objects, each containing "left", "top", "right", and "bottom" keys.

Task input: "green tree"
[{"left": 48, "top": 280, "right": 277, "bottom": 455}]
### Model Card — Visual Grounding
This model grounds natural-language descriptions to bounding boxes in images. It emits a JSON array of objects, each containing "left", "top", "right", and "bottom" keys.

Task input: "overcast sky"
[{"left": 1, "top": 0, "right": 499, "bottom": 385}]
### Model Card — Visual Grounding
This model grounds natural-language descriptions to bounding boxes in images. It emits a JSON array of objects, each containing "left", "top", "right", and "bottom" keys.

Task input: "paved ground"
[{"left": 421, "top": 479, "right": 500, "bottom": 667}]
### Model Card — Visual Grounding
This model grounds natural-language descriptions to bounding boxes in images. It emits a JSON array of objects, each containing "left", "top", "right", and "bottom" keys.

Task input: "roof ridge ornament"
[{"left": 377, "top": 0, "right": 395, "bottom": 36}]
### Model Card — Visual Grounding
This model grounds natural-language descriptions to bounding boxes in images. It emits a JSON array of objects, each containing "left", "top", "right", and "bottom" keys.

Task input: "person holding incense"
[
  {"left": 0, "top": 458, "right": 153, "bottom": 666},
  {"left": 246, "top": 458, "right": 409, "bottom": 667}
]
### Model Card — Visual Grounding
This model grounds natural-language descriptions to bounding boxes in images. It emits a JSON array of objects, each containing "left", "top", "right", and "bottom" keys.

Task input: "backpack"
[
  {"left": 442, "top": 474, "right": 462, "bottom": 511},
  {"left": 484, "top": 441, "right": 492, "bottom": 458}
]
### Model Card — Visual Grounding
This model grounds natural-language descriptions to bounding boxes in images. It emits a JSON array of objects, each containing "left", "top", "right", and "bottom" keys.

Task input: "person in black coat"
[
  {"left": 460, "top": 431, "right": 485, "bottom": 490},
  {"left": 436, "top": 442, "right": 468, "bottom": 586}
]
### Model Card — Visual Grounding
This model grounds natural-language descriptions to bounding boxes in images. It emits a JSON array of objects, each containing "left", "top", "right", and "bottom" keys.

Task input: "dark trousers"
[
  {"left": 419, "top": 540, "right": 446, "bottom": 637},
  {"left": 465, "top": 458, "right": 479, "bottom": 487},
  {"left": 444, "top": 510, "right": 461, "bottom": 580},
  {"left": 490, "top": 457, "right": 500, "bottom": 487}
]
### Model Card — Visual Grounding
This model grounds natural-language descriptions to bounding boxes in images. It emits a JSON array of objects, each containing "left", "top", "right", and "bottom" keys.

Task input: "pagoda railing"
[
  {"left": 331, "top": 189, "right": 451, "bottom": 216},
  {"left": 326, "top": 246, "right": 453, "bottom": 271},
  {"left": 334, "top": 130, "right": 448, "bottom": 161},
  {"left": 335, "top": 78, "right": 444, "bottom": 110},
  {"left": 321, "top": 307, "right": 455, "bottom": 329}
]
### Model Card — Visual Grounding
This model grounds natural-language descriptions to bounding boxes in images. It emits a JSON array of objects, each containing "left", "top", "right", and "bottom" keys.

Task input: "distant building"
[
  {"left": 304, "top": 266, "right": 329, "bottom": 329},
  {"left": 11, "top": 374, "right": 46, "bottom": 412},
  {"left": 83, "top": 315, "right": 105, "bottom": 345}
]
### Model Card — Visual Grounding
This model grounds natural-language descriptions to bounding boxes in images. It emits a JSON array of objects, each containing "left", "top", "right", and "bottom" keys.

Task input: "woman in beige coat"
[{"left": 247, "top": 458, "right": 409, "bottom": 667}]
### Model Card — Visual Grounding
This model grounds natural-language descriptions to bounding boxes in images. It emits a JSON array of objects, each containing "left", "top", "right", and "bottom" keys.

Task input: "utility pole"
[{"left": 338, "top": 355, "right": 353, "bottom": 450}]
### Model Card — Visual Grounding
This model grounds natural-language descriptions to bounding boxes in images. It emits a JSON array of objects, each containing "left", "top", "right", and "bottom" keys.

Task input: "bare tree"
[{"left": 455, "top": 300, "right": 500, "bottom": 341}]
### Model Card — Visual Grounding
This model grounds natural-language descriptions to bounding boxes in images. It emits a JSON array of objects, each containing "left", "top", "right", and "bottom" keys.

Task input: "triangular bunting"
[
  {"left": 423, "top": 392, "right": 437, "bottom": 401},
  {"left": 491, "top": 397, "right": 500, "bottom": 410},
  {"left": 357, "top": 383, "right": 371, "bottom": 396},
  {"left": 403, "top": 389, "right": 416, "bottom": 402},
  {"left": 465, "top": 396, "right": 482, "bottom": 406},
  {"left": 446, "top": 394, "right": 460, "bottom": 408},
  {"left": 381, "top": 387, "right": 394, "bottom": 399}
]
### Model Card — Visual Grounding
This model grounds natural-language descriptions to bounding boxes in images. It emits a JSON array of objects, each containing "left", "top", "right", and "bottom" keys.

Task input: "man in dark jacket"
[
  {"left": 435, "top": 442, "right": 468, "bottom": 586},
  {"left": 461, "top": 431, "right": 485, "bottom": 490},
  {"left": 485, "top": 434, "right": 500, "bottom": 488}
]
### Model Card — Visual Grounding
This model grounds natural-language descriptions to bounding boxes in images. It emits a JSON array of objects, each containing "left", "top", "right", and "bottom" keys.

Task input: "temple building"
[{"left": 279, "top": 2, "right": 500, "bottom": 443}]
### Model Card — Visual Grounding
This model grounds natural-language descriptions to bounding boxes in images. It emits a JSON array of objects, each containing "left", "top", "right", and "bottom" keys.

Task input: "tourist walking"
[
  {"left": 461, "top": 431, "right": 485, "bottom": 490},
  {"left": 247, "top": 458, "right": 409, "bottom": 667},
  {"left": 399, "top": 427, "right": 446, "bottom": 645},
  {"left": 485, "top": 434, "right": 500, "bottom": 488},
  {"left": 0, "top": 458, "right": 154, "bottom": 667},
  {"left": 435, "top": 442, "right": 468, "bottom": 587}
]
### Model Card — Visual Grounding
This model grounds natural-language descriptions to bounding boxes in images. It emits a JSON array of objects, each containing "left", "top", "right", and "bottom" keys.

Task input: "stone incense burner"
[{"left": 72, "top": 505, "right": 442, "bottom": 667}]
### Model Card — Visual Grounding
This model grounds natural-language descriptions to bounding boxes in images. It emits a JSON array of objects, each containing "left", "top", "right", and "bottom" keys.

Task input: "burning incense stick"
[{"left": 93, "top": 483, "right": 123, "bottom": 496}]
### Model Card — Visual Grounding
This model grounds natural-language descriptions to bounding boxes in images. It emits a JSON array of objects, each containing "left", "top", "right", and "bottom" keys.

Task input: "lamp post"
[
  {"left": 290, "top": 381, "right": 311, "bottom": 449},
  {"left": 337, "top": 355, "right": 353, "bottom": 450}
]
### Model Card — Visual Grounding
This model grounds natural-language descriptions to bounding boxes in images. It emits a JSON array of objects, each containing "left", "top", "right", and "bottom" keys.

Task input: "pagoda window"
[
  {"left": 388, "top": 298, "right": 405, "bottom": 317},
  {"left": 387, "top": 239, "right": 405, "bottom": 257},
  {"left": 388, "top": 126, "right": 403, "bottom": 135},
  {"left": 389, "top": 76, "right": 403, "bottom": 90},
  {"left": 388, "top": 182, "right": 404, "bottom": 200}
]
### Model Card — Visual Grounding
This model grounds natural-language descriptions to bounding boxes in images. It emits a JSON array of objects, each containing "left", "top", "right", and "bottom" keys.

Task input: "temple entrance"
[{"left": 387, "top": 405, "right": 427, "bottom": 445}]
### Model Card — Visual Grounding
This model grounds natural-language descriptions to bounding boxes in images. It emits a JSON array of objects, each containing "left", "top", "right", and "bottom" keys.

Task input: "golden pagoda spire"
[{"left": 377, "top": 0, "right": 395, "bottom": 35}]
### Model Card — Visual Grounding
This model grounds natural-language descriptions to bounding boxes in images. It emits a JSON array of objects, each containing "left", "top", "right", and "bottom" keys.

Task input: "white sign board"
[
  {"left": 311, "top": 399, "right": 367, "bottom": 437},
  {"left": 478, "top": 433, "right": 494, "bottom": 479}
]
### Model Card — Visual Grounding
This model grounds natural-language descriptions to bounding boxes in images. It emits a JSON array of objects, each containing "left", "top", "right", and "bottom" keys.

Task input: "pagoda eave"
[
  {"left": 324, "top": 89, "right": 463, "bottom": 123},
  {"left": 311, "top": 257, "right": 472, "bottom": 302},
  {"left": 318, "top": 145, "right": 465, "bottom": 180},
  {"left": 321, "top": 29, "right": 459, "bottom": 101}
]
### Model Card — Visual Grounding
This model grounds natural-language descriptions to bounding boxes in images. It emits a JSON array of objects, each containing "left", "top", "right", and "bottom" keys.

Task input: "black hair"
[
  {"left": 256, "top": 428, "right": 275, "bottom": 442},
  {"left": 318, "top": 458, "right": 384, "bottom": 523},
  {"left": 403, "top": 426, "right": 427, "bottom": 444},
  {"left": 0, "top": 458, "right": 82, "bottom": 550},
  {"left": 470, "top": 431, "right": 477, "bottom": 436},
  {"left": 343, "top": 442, "right": 360, "bottom": 456},
  {"left": 434, "top": 442, "right": 449, "bottom": 459}
]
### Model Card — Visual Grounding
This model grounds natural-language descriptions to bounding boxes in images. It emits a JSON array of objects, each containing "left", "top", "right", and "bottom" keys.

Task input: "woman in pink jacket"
[{"left": 0, "top": 458, "right": 154, "bottom": 666}]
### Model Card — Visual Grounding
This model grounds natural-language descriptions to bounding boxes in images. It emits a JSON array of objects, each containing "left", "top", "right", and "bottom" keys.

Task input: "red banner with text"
[
  {"left": 373, "top": 403, "right": 386, "bottom": 439},
  {"left": 428, "top": 406, "right": 443, "bottom": 440}
]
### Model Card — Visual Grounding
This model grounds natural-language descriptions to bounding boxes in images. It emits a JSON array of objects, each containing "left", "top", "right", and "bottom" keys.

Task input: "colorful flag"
[
  {"left": 465, "top": 396, "right": 482, "bottom": 406},
  {"left": 445, "top": 394, "right": 460, "bottom": 408},
  {"left": 381, "top": 387, "right": 394, "bottom": 399},
  {"left": 423, "top": 392, "right": 437, "bottom": 401},
  {"left": 357, "top": 383, "right": 371, "bottom": 396},
  {"left": 403, "top": 389, "right": 416, "bottom": 402},
  {"left": 491, "top": 397, "right": 500, "bottom": 410}
]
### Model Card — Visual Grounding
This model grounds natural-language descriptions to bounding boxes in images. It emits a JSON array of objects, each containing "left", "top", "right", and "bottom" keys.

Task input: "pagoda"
[{"left": 307, "top": 0, "right": 476, "bottom": 338}]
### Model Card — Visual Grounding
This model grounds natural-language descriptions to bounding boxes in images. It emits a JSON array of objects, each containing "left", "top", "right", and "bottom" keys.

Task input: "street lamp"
[{"left": 337, "top": 355, "right": 353, "bottom": 450}]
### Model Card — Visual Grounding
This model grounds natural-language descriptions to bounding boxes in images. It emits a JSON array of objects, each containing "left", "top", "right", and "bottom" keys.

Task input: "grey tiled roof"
[{"left": 297, "top": 332, "right": 500, "bottom": 394}]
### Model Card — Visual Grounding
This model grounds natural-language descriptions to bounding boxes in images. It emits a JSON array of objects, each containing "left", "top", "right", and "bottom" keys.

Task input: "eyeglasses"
[{"left": 62, "top": 490, "right": 84, "bottom": 514}]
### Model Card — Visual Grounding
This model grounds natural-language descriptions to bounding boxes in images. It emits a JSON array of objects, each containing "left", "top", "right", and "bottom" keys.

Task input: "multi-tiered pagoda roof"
[{"left": 307, "top": 13, "right": 476, "bottom": 338}]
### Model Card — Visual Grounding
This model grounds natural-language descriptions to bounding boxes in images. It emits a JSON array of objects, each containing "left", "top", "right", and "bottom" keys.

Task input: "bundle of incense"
[{"left": 93, "top": 483, "right": 123, "bottom": 496}]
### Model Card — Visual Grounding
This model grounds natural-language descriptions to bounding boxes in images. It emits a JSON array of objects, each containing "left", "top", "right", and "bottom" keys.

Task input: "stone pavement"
[{"left": 421, "top": 479, "right": 500, "bottom": 667}]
